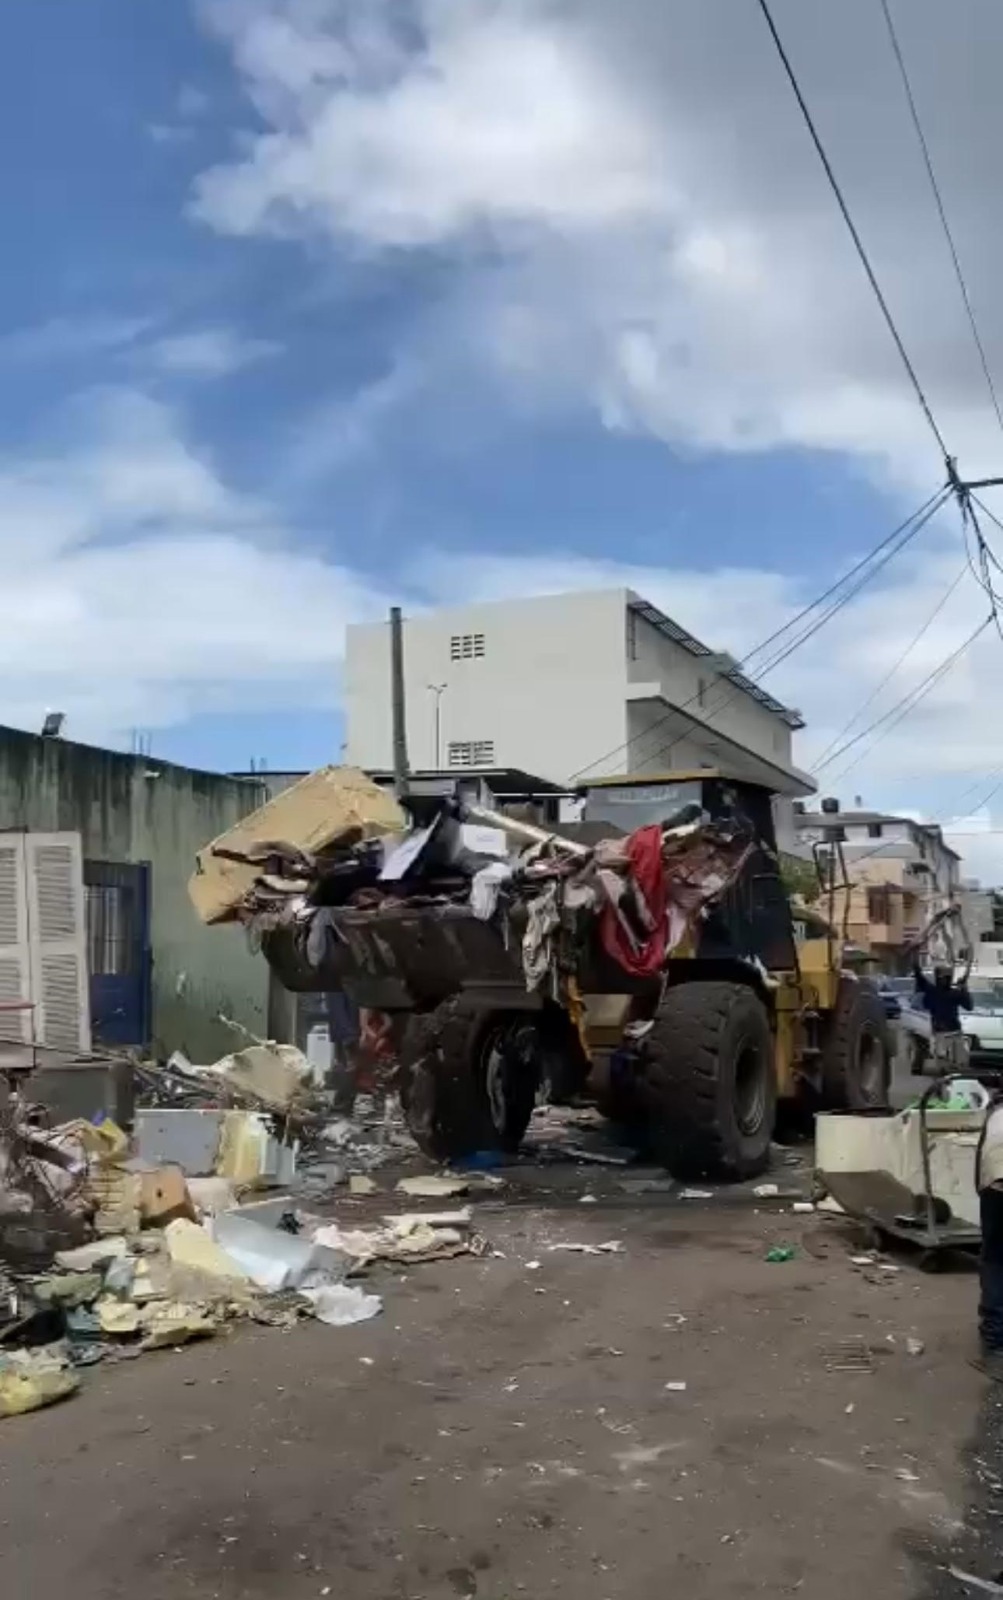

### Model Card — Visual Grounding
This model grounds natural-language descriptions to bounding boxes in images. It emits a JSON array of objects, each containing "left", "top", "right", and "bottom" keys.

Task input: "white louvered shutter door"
[
  {"left": 25, "top": 832, "right": 91, "bottom": 1053},
  {"left": 0, "top": 837, "right": 30, "bottom": 1043}
]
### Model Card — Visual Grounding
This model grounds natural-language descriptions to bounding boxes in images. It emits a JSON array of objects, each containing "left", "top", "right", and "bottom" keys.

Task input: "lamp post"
[{"left": 428, "top": 683, "right": 447, "bottom": 768}]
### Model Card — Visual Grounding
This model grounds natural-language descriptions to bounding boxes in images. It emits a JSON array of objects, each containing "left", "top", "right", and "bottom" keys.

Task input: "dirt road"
[{"left": 0, "top": 1191, "right": 998, "bottom": 1600}]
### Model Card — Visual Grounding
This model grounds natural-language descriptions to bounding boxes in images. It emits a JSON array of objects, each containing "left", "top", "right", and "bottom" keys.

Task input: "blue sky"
[{"left": 4, "top": 0, "right": 1003, "bottom": 871}]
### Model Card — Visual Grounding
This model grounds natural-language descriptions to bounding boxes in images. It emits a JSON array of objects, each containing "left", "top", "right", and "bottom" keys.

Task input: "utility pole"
[
  {"left": 389, "top": 606, "right": 410, "bottom": 798},
  {"left": 428, "top": 683, "right": 447, "bottom": 768}
]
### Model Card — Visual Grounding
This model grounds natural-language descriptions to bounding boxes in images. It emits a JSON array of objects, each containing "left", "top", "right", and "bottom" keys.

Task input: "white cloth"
[
  {"left": 522, "top": 882, "right": 561, "bottom": 992},
  {"left": 470, "top": 860, "right": 515, "bottom": 920}
]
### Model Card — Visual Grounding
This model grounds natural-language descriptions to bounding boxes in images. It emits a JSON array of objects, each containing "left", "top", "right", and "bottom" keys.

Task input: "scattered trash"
[
  {"left": 895, "top": 1467, "right": 921, "bottom": 1483},
  {"left": 164, "top": 1218, "right": 249, "bottom": 1283},
  {"left": 906, "top": 1337, "right": 926, "bottom": 1357},
  {"left": 141, "top": 1302, "right": 219, "bottom": 1351},
  {"left": 765, "top": 1245, "right": 796, "bottom": 1263},
  {"left": 55, "top": 1238, "right": 128, "bottom": 1273},
  {"left": 825, "top": 1338, "right": 875, "bottom": 1373},
  {"left": 792, "top": 1202, "right": 815, "bottom": 1214},
  {"left": 300, "top": 1284, "right": 382, "bottom": 1327},
  {"left": 664, "top": 1380, "right": 688, "bottom": 1392},
  {"left": 563, "top": 1145, "right": 631, "bottom": 1168},
  {"left": 526, "top": 1261, "right": 542, "bottom": 1271},
  {"left": 947, "top": 1567, "right": 1003, "bottom": 1596},
  {"left": 679, "top": 1189, "right": 713, "bottom": 1201},
  {"left": 395, "top": 1175, "right": 469, "bottom": 1199},
  {"left": 349, "top": 1175, "right": 379, "bottom": 1196},
  {"left": 547, "top": 1241, "right": 624, "bottom": 1256},
  {"left": 753, "top": 1183, "right": 779, "bottom": 1198},
  {"left": 313, "top": 1212, "right": 480, "bottom": 1266},
  {"left": 0, "top": 1361, "right": 79, "bottom": 1418},
  {"left": 579, "top": 1194, "right": 597, "bottom": 1205},
  {"left": 97, "top": 1299, "right": 142, "bottom": 1337},
  {"left": 210, "top": 1211, "right": 345, "bottom": 1293},
  {"left": 455, "top": 1150, "right": 507, "bottom": 1172}
]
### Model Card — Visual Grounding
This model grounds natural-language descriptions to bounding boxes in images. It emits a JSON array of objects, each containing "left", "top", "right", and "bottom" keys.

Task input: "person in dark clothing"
[
  {"left": 326, "top": 989, "right": 361, "bottom": 1115},
  {"left": 912, "top": 956, "right": 972, "bottom": 1070},
  {"left": 976, "top": 1101, "right": 1003, "bottom": 1378}
]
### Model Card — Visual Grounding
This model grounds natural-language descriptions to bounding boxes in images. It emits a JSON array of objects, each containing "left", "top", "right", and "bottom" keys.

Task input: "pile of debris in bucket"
[
  {"left": 187, "top": 765, "right": 757, "bottom": 996},
  {"left": 0, "top": 1033, "right": 490, "bottom": 1420}
]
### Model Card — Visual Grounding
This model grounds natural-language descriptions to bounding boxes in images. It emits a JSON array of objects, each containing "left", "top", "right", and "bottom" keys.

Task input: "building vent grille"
[
  {"left": 449, "top": 633, "right": 485, "bottom": 661},
  {"left": 447, "top": 740, "right": 495, "bottom": 767}
]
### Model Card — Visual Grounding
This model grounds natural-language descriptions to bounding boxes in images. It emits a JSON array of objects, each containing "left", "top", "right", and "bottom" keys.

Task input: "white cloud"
[
  {"left": 148, "top": 326, "right": 282, "bottom": 377},
  {"left": 0, "top": 316, "right": 151, "bottom": 365},
  {"left": 183, "top": 0, "right": 1003, "bottom": 879},
  {"left": 148, "top": 122, "right": 196, "bottom": 147},
  {"left": 0, "top": 387, "right": 391, "bottom": 743},
  {"left": 193, "top": 0, "right": 1003, "bottom": 491},
  {"left": 404, "top": 520, "right": 1003, "bottom": 880},
  {"left": 943, "top": 811, "right": 1000, "bottom": 887},
  {"left": 9, "top": 381, "right": 1003, "bottom": 877},
  {"left": 177, "top": 84, "right": 211, "bottom": 119}
]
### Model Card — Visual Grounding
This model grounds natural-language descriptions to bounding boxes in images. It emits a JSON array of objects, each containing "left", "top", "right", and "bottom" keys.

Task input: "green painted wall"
[{"left": 0, "top": 727, "right": 269, "bottom": 1062}]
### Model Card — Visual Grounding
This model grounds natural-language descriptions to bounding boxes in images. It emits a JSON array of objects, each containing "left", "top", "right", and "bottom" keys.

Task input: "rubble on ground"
[{"left": 0, "top": 1079, "right": 490, "bottom": 1416}]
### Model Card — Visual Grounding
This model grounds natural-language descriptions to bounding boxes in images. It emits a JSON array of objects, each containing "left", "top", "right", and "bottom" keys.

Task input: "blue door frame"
[{"left": 84, "top": 860, "right": 152, "bottom": 1048}]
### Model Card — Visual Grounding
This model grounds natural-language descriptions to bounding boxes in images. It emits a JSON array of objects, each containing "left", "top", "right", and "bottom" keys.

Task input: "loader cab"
[{"left": 577, "top": 770, "right": 798, "bottom": 975}]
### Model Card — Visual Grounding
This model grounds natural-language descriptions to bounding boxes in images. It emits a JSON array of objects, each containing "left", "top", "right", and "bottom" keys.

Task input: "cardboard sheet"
[{"left": 188, "top": 766, "right": 405, "bottom": 924}]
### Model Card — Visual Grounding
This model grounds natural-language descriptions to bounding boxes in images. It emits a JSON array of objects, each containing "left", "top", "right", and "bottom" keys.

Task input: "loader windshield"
[{"left": 581, "top": 780, "right": 702, "bottom": 831}]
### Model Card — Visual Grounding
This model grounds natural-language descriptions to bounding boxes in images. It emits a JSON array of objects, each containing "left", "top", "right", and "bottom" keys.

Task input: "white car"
[{"left": 900, "top": 981, "right": 1003, "bottom": 1071}]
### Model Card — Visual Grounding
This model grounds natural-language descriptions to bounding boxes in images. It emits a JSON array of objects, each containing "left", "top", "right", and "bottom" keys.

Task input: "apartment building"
[
  {"left": 793, "top": 803, "right": 961, "bottom": 969},
  {"left": 345, "top": 590, "right": 815, "bottom": 808}
]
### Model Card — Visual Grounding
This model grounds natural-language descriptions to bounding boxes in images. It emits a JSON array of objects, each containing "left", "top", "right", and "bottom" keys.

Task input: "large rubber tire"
[
  {"left": 820, "top": 978, "right": 892, "bottom": 1110},
  {"left": 398, "top": 1001, "right": 538, "bottom": 1162},
  {"left": 638, "top": 982, "right": 776, "bottom": 1181}
]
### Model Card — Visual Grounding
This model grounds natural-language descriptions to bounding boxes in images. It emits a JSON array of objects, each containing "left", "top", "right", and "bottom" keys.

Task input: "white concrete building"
[{"left": 344, "top": 589, "right": 814, "bottom": 798}]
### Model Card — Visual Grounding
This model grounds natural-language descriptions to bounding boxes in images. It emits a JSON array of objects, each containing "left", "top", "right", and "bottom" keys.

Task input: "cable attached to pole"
[
  {"left": 568, "top": 486, "right": 949, "bottom": 783},
  {"left": 822, "top": 614, "right": 991, "bottom": 785},
  {"left": 756, "top": 0, "right": 950, "bottom": 468},
  {"left": 811, "top": 559, "right": 968, "bottom": 770},
  {"left": 879, "top": 0, "right": 1003, "bottom": 447}
]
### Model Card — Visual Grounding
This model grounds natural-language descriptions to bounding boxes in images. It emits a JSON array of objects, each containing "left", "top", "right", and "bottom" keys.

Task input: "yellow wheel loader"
[{"left": 263, "top": 770, "right": 890, "bottom": 1180}]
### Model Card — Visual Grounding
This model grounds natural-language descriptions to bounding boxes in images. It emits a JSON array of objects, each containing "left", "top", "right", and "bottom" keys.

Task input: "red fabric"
[{"left": 598, "top": 824, "right": 668, "bottom": 977}]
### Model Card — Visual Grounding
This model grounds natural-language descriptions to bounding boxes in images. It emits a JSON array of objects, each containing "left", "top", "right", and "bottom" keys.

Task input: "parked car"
[
  {"left": 875, "top": 976, "right": 914, "bottom": 1021},
  {"left": 899, "top": 979, "right": 1003, "bottom": 1071},
  {"left": 963, "top": 989, "right": 1003, "bottom": 1065}
]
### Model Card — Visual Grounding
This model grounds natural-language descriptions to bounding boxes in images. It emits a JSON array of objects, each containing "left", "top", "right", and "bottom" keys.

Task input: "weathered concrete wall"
[{"left": 0, "top": 727, "right": 268, "bottom": 1061}]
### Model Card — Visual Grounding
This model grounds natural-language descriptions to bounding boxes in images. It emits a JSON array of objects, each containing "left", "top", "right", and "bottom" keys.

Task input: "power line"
[
  {"left": 756, "top": 0, "right": 949, "bottom": 464},
  {"left": 811, "top": 559, "right": 968, "bottom": 769},
  {"left": 745, "top": 488, "right": 949, "bottom": 685},
  {"left": 638, "top": 595, "right": 985, "bottom": 787},
  {"left": 568, "top": 486, "right": 949, "bottom": 783},
  {"left": 630, "top": 487, "right": 950, "bottom": 773},
  {"left": 960, "top": 771, "right": 1003, "bottom": 821},
  {"left": 879, "top": 0, "right": 1003, "bottom": 445},
  {"left": 971, "top": 495, "right": 1003, "bottom": 573},
  {"left": 962, "top": 494, "right": 1003, "bottom": 646},
  {"left": 823, "top": 615, "right": 991, "bottom": 785},
  {"left": 728, "top": 487, "right": 946, "bottom": 670}
]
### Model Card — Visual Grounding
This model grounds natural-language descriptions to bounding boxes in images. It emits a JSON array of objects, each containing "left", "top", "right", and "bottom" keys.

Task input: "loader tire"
[
  {"left": 820, "top": 978, "right": 891, "bottom": 1111},
  {"left": 638, "top": 982, "right": 776, "bottom": 1181},
  {"left": 398, "top": 1001, "right": 538, "bottom": 1162}
]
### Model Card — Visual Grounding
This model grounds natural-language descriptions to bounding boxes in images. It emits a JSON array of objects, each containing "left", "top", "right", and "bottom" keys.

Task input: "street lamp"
[{"left": 428, "top": 683, "right": 447, "bottom": 768}]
